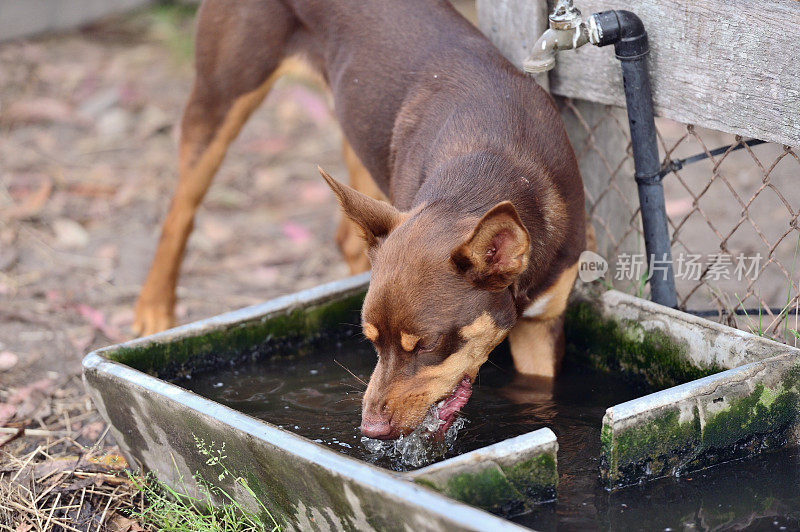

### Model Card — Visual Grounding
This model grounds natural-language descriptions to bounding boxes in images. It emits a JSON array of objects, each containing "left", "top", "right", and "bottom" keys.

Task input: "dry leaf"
[
  {"left": 281, "top": 221, "right": 311, "bottom": 245},
  {"left": 74, "top": 304, "right": 124, "bottom": 342},
  {"left": 52, "top": 218, "right": 90, "bottom": 250},
  {"left": 2, "top": 98, "right": 79, "bottom": 126},
  {"left": 88, "top": 453, "right": 128, "bottom": 470},
  {"left": 8, "top": 178, "right": 52, "bottom": 220},
  {"left": 108, "top": 513, "right": 146, "bottom": 532}
]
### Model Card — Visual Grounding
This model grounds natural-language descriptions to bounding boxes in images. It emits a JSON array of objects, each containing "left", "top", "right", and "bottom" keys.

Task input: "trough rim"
[
  {"left": 82, "top": 351, "right": 528, "bottom": 531},
  {"left": 82, "top": 272, "right": 533, "bottom": 531},
  {"left": 83, "top": 274, "right": 799, "bottom": 520}
]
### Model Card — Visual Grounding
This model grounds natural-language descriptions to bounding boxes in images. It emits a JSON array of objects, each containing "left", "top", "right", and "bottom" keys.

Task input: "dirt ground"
[
  {"left": 1, "top": 1, "right": 798, "bottom": 528},
  {"left": 0, "top": 7, "right": 349, "bottom": 386},
  {"left": 1, "top": 6, "right": 349, "bottom": 528}
]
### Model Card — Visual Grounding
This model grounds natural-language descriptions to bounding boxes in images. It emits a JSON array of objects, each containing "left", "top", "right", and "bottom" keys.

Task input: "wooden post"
[{"left": 478, "top": 0, "right": 800, "bottom": 149}]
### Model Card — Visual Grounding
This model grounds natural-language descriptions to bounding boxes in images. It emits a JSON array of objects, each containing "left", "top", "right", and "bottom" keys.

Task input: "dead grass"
[
  {"left": 0, "top": 376, "right": 280, "bottom": 531},
  {"left": 0, "top": 3, "right": 339, "bottom": 528},
  {"left": 0, "top": 377, "right": 147, "bottom": 531}
]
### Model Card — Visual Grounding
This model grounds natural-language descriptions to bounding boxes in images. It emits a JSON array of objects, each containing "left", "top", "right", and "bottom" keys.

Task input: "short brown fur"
[{"left": 134, "top": 0, "right": 585, "bottom": 437}]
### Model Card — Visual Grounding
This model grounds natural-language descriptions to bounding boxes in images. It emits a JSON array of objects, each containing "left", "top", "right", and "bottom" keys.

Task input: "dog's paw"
[{"left": 132, "top": 301, "right": 176, "bottom": 337}]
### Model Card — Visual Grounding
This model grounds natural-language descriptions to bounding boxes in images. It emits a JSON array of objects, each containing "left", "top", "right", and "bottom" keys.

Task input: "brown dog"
[{"left": 133, "top": 0, "right": 584, "bottom": 439}]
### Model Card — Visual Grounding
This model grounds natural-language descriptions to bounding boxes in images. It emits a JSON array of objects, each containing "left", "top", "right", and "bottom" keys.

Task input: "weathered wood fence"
[{"left": 477, "top": 0, "right": 800, "bottom": 342}]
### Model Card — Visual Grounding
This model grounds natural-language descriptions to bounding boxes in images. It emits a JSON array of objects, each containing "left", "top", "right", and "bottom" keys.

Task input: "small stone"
[
  {"left": 52, "top": 218, "right": 90, "bottom": 249},
  {"left": 96, "top": 108, "right": 131, "bottom": 139},
  {"left": 78, "top": 87, "right": 121, "bottom": 119},
  {"left": 0, "top": 351, "right": 18, "bottom": 371},
  {"left": 136, "top": 105, "right": 171, "bottom": 139}
]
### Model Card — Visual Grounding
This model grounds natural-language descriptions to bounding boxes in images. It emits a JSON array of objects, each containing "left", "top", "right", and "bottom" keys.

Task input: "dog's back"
[
  {"left": 283, "top": 1, "right": 518, "bottom": 189},
  {"left": 286, "top": 0, "right": 583, "bottom": 251}
]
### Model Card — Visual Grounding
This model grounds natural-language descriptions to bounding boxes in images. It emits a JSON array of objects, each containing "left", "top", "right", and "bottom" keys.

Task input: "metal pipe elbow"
[{"left": 588, "top": 10, "right": 648, "bottom": 59}]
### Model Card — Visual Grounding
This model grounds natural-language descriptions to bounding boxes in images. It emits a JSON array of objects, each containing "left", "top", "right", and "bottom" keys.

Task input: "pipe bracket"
[{"left": 635, "top": 172, "right": 664, "bottom": 186}]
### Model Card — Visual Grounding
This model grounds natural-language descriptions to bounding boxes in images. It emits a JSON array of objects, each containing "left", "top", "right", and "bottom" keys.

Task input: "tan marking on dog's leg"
[
  {"left": 508, "top": 316, "right": 565, "bottom": 377},
  {"left": 133, "top": 63, "right": 297, "bottom": 336},
  {"left": 510, "top": 262, "right": 578, "bottom": 377},
  {"left": 335, "top": 139, "right": 388, "bottom": 274}
]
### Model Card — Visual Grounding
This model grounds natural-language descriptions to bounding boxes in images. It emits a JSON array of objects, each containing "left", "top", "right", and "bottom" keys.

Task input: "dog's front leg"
[
  {"left": 508, "top": 314, "right": 566, "bottom": 378},
  {"left": 508, "top": 262, "right": 579, "bottom": 378}
]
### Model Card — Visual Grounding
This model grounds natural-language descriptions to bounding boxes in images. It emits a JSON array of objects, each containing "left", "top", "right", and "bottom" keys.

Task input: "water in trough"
[{"left": 181, "top": 337, "right": 800, "bottom": 530}]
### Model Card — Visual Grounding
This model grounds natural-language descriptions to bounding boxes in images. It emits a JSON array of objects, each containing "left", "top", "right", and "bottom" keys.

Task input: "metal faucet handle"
[
  {"left": 549, "top": 0, "right": 583, "bottom": 30},
  {"left": 523, "top": 0, "right": 589, "bottom": 74}
]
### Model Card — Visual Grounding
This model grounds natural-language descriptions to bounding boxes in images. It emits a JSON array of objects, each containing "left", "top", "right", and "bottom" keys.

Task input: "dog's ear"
[
  {"left": 451, "top": 201, "right": 530, "bottom": 291},
  {"left": 319, "top": 166, "right": 402, "bottom": 247}
]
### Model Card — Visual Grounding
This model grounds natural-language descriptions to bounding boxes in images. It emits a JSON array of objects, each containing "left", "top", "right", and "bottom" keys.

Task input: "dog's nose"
[{"left": 360, "top": 417, "right": 392, "bottom": 438}]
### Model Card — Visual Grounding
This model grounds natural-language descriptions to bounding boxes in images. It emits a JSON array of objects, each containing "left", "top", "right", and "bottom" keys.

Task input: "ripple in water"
[{"left": 360, "top": 407, "right": 467, "bottom": 469}]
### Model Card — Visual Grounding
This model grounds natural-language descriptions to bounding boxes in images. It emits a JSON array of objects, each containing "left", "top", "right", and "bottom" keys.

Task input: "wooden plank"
[
  {"left": 477, "top": 0, "right": 800, "bottom": 148},
  {"left": 476, "top": 0, "right": 547, "bottom": 69},
  {"left": 0, "top": 0, "right": 153, "bottom": 42}
]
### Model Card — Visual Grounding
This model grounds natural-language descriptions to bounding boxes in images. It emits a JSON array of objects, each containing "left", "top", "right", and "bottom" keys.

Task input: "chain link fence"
[{"left": 558, "top": 97, "right": 800, "bottom": 345}]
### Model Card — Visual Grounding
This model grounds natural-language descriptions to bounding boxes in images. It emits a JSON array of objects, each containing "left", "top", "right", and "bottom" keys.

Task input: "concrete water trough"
[
  {"left": 83, "top": 273, "right": 800, "bottom": 530},
  {"left": 567, "top": 290, "right": 800, "bottom": 488}
]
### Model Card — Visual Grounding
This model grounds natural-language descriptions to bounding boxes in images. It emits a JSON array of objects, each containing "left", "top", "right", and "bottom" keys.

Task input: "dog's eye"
[{"left": 416, "top": 338, "right": 438, "bottom": 354}]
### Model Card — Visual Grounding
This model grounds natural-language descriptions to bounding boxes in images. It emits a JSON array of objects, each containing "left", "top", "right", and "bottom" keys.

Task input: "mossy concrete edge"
[
  {"left": 568, "top": 288, "right": 800, "bottom": 489},
  {"left": 565, "top": 298, "right": 723, "bottom": 390},
  {"left": 405, "top": 428, "right": 558, "bottom": 514},
  {"left": 601, "top": 355, "right": 800, "bottom": 488},
  {"left": 95, "top": 273, "right": 371, "bottom": 377},
  {"left": 596, "top": 289, "right": 797, "bottom": 370}
]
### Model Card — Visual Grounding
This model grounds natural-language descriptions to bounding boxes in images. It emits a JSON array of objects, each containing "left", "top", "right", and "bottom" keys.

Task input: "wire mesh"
[{"left": 558, "top": 97, "right": 800, "bottom": 345}]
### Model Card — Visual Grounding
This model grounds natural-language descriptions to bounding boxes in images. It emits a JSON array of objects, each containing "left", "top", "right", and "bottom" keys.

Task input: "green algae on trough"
[
  {"left": 565, "top": 299, "right": 724, "bottom": 389},
  {"left": 444, "top": 464, "right": 525, "bottom": 514},
  {"left": 601, "top": 407, "right": 701, "bottom": 486},
  {"left": 110, "top": 291, "right": 366, "bottom": 377},
  {"left": 602, "top": 360, "right": 800, "bottom": 488},
  {"left": 408, "top": 429, "right": 558, "bottom": 514},
  {"left": 413, "top": 452, "right": 557, "bottom": 515},
  {"left": 501, "top": 453, "right": 557, "bottom": 500}
]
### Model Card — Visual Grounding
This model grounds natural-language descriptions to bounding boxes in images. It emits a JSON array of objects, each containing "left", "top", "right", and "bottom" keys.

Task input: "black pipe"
[{"left": 590, "top": 10, "right": 678, "bottom": 308}]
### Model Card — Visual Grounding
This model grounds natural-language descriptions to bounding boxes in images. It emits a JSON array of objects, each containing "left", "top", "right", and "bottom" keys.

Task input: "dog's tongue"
[{"left": 437, "top": 377, "right": 472, "bottom": 422}]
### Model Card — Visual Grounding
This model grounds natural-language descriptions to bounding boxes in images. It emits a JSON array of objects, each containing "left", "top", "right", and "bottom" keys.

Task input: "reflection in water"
[{"left": 182, "top": 337, "right": 800, "bottom": 530}]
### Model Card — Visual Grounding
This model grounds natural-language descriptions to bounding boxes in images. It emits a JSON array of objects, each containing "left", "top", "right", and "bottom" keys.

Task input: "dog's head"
[{"left": 320, "top": 168, "right": 530, "bottom": 439}]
